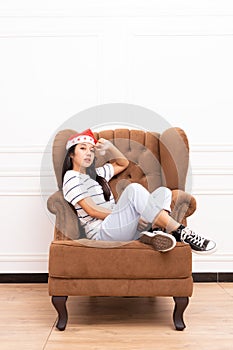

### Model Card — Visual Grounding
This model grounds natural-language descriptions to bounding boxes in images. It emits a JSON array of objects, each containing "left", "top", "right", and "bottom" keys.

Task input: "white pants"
[{"left": 97, "top": 183, "right": 172, "bottom": 241}]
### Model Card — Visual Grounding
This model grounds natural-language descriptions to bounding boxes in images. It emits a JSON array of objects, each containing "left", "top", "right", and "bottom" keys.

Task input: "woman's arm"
[
  {"left": 77, "top": 196, "right": 112, "bottom": 220},
  {"left": 95, "top": 138, "right": 129, "bottom": 176}
]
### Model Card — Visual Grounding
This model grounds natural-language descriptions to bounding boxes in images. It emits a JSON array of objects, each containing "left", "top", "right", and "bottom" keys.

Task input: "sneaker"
[
  {"left": 139, "top": 231, "right": 176, "bottom": 253},
  {"left": 180, "top": 227, "right": 216, "bottom": 254}
]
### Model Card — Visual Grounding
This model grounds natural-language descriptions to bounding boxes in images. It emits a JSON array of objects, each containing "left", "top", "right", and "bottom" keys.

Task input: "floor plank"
[
  {"left": 45, "top": 283, "right": 233, "bottom": 350},
  {"left": 0, "top": 283, "right": 232, "bottom": 349},
  {"left": 0, "top": 284, "right": 55, "bottom": 350}
]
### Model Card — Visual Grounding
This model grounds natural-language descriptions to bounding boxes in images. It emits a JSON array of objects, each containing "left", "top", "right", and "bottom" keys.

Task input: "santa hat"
[{"left": 66, "top": 128, "right": 97, "bottom": 150}]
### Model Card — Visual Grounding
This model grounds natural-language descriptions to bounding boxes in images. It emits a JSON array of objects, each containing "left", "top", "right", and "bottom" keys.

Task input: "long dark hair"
[{"left": 62, "top": 145, "right": 111, "bottom": 201}]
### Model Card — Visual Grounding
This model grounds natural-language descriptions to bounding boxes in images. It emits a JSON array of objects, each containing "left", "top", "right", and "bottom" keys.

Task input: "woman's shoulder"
[
  {"left": 64, "top": 169, "right": 78, "bottom": 178},
  {"left": 63, "top": 170, "right": 87, "bottom": 184}
]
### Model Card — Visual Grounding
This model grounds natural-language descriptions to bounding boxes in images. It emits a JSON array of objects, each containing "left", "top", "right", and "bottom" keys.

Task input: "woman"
[{"left": 62, "top": 128, "right": 216, "bottom": 253}]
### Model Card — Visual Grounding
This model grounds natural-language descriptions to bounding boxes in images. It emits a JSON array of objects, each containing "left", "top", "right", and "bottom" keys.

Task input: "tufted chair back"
[
  {"left": 93, "top": 128, "right": 189, "bottom": 200},
  {"left": 48, "top": 127, "right": 190, "bottom": 240}
]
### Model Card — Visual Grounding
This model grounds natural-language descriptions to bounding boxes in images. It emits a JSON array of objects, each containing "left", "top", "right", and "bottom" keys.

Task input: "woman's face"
[{"left": 70, "top": 143, "right": 95, "bottom": 172}]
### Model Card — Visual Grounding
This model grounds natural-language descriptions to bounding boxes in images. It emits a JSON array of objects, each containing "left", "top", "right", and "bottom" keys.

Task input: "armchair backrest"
[{"left": 49, "top": 127, "right": 189, "bottom": 239}]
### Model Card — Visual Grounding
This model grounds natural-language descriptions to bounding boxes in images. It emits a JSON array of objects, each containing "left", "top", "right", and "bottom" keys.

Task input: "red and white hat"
[{"left": 66, "top": 128, "right": 97, "bottom": 150}]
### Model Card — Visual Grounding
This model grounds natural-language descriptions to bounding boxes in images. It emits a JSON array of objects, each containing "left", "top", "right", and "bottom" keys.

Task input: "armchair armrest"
[
  {"left": 47, "top": 191, "right": 80, "bottom": 240},
  {"left": 170, "top": 189, "right": 196, "bottom": 225},
  {"left": 160, "top": 127, "right": 189, "bottom": 191},
  {"left": 47, "top": 189, "right": 196, "bottom": 240}
]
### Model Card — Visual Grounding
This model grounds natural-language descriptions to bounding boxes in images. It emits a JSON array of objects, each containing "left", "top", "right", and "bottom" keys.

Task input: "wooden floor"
[{"left": 0, "top": 283, "right": 232, "bottom": 349}]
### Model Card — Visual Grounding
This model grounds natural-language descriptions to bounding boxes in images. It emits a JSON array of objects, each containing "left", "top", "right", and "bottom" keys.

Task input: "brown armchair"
[{"left": 47, "top": 127, "right": 196, "bottom": 331}]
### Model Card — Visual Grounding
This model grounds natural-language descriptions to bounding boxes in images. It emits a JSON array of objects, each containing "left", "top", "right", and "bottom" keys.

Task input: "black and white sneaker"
[
  {"left": 179, "top": 227, "right": 216, "bottom": 254},
  {"left": 139, "top": 231, "right": 176, "bottom": 253}
]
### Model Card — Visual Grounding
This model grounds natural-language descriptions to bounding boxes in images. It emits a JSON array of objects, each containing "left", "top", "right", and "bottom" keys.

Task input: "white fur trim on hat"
[{"left": 66, "top": 129, "right": 97, "bottom": 150}]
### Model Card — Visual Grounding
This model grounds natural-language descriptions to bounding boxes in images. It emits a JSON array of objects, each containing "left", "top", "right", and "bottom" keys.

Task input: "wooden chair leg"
[
  {"left": 173, "top": 297, "right": 189, "bottom": 331},
  {"left": 52, "top": 296, "right": 68, "bottom": 331}
]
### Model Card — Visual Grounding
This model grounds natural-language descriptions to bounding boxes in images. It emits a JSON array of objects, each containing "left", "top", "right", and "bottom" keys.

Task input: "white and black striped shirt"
[{"left": 63, "top": 163, "right": 115, "bottom": 239}]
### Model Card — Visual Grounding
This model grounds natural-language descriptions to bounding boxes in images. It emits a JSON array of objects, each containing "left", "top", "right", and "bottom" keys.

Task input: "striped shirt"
[{"left": 63, "top": 163, "right": 115, "bottom": 239}]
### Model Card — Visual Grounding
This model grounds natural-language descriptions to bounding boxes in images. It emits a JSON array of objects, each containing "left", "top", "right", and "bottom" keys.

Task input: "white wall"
[{"left": 0, "top": 0, "right": 233, "bottom": 273}]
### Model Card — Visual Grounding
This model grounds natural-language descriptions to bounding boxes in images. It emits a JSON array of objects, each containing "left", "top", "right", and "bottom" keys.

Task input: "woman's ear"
[{"left": 69, "top": 149, "right": 75, "bottom": 159}]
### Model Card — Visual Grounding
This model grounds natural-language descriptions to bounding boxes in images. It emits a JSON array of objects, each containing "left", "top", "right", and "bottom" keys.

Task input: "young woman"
[{"left": 62, "top": 128, "right": 216, "bottom": 253}]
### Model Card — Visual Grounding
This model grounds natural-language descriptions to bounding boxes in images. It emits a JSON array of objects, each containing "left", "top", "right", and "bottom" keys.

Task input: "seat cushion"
[{"left": 49, "top": 239, "right": 192, "bottom": 279}]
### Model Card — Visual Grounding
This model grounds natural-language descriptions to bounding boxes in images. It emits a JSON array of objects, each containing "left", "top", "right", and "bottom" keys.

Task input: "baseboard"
[
  {"left": 0, "top": 273, "right": 232, "bottom": 283},
  {"left": 192, "top": 273, "right": 233, "bottom": 283},
  {"left": 0, "top": 273, "right": 48, "bottom": 283}
]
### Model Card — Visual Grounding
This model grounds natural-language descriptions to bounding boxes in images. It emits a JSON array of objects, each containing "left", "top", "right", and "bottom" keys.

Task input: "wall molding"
[
  {"left": 0, "top": 146, "right": 48, "bottom": 153},
  {"left": 192, "top": 190, "right": 233, "bottom": 196},
  {"left": 0, "top": 193, "right": 42, "bottom": 197},
  {"left": 0, "top": 254, "right": 48, "bottom": 263},
  {"left": 0, "top": 144, "right": 232, "bottom": 196},
  {"left": 0, "top": 254, "right": 49, "bottom": 274},
  {"left": 1, "top": 16, "right": 233, "bottom": 40},
  {"left": 192, "top": 167, "right": 233, "bottom": 175},
  {"left": 191, "top": 144, "right": 233, "bottom": 152},
  {"left": 192, "top": 253, "right": 233, "bottom": 263},
  {"left": 0, "top": 1, "right": 233, "bottom": 18},
  {"left": 0, "top": 171, "right": 52, "bottom": 177},
  {"left": 1, "top": 143, "right": 233, "bottom": 153}
]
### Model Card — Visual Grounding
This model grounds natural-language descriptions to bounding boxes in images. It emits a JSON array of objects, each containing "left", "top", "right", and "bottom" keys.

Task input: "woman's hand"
[
  {"left": 137, "top": 217, "right": 150, "bottom": 232},
  {"left": 95, "top": 137, "right": 129, "bottom": 176},
  {"left": 95, "top": 138, "right": 112, "bottom": 155}
]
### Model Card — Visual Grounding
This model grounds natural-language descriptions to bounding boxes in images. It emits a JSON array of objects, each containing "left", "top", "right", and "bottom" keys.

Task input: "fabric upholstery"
[
  {"left": 160, "top": 127, "right": 189, "bottom": 190},
  {"left": 47, "top": 127, "right": 196, "bottom": 240},
  {"left": 48, "top": 127, "right": 194, "bottom": 300},
  {"left": 48, "top": 277, "right": 193, "bottom": 297},
  {"left": 49, "top": 241, "right": 192, "bottom": 279}
]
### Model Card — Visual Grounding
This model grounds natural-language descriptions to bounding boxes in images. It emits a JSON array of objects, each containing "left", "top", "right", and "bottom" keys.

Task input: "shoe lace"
[{"left": 180, "top": 228, "right": 206, "bottom": 247}]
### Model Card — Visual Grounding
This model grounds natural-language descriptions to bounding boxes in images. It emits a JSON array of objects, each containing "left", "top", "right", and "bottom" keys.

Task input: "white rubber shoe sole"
[{"left": 139, "top": 231, "right": 176, "bottom": 253}]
